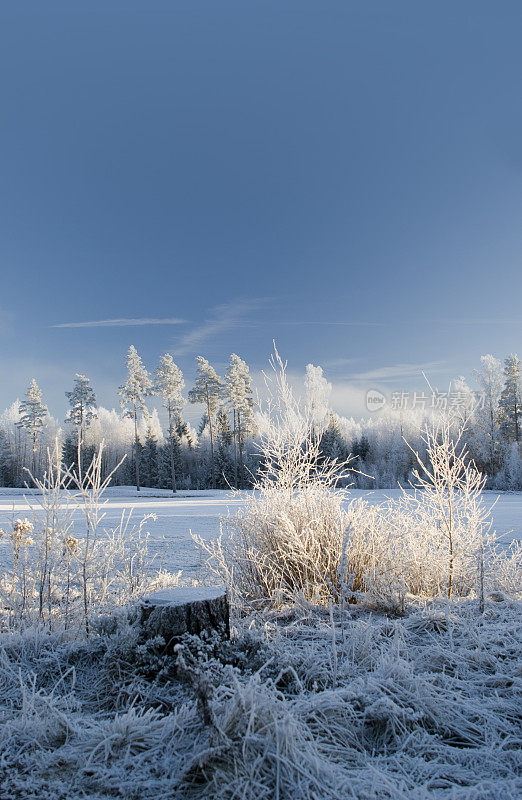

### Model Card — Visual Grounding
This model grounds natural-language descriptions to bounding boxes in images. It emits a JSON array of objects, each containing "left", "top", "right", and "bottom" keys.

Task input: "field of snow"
[{"left": 0, "top": 487, "right": 520, "bottom": 578}]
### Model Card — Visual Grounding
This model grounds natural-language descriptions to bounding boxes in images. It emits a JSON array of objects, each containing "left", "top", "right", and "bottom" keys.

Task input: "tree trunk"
[
  {"left": 206, "top": 392, "right": 215, "bottom": 488},
  {"left": 134, "top": 404, "right": 141, "bottom": 492},
  {"left": 140, "top": 587, "right": 229, "bottom": 649},
  {"left": 168, "top": 402, "right": 177, "bottom": 494},
  {"left": 233, "top": 408, "right": 238, "bottom": 487},
  {"left": 78, "top": 403, "right": 84, "bottom": 478},
  {"left": 238, "top": 411, "right": 244, "bottom": 489},
  {"left": 32, "top": 429, "right": 37, "bottom": 477}
]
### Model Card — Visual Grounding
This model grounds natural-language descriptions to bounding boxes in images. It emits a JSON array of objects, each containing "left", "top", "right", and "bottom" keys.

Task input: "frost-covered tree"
[
  {"left": 188, "top": 357, "right": 222, "bottom": 487},
  {"left": 305, "top": 364, "right": 332, "bottom": 436},
  {"left": 155, "top": 354, "right": 184, "bottom": 493},
  {"left": 65, "top": 374, "right": 97, "bottom": 471},
  {"left": 141, "top": 418, "right": 160, "bottom": 488},
  {"left": 118, "top": 346, "right": 153, "bottom": 491},
  {"left": 473, "top": 354, "right": 504, "bottom": 474},
  {"left": 211, "top": 408, "right": 233, "bottom": 487},
  {"left": 494, "top": 441, "right": 522, "bottom": 490},
  {"left": 224, "top": 354, "right": 255, "bottom": 487},
  {"left": 84, "top": 407, "right": 134, "bottom": 483},
  {"left": 498, "top": 353, "right": 521, "bottom": 444},
  {"left": 452, "top": 376, "right": 476, "bottom": 427},
  {"left": 16, "top": 379, "right": 47, "bottom": 476}
]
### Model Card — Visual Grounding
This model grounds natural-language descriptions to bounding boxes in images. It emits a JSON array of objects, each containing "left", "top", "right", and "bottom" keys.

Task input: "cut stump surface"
[{"left": 140, "top": 586, "right": 229, "bottom": 647}]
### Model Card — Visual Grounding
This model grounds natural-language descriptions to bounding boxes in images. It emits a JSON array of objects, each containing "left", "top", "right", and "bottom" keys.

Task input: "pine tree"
[
  {"left": 119, "top": 346, "right": 153, "bottom": 491},
  {"left": 155, "top": 354, "right": 184, "bottom": 493},
  {"left": 498, "top": 353, "right": 521, "bottom": 444},
  {"left": 224, "top": 354, "right": 255, "bottom": 488},
  {"left": 188, "top": 357, "right": 222, "bottom": 487},
  {"left": 65, "top": 374, "right": 97, "bottom": 473},
  {"left": 16, "top": 379, "right": 47, "bottom": 476}
]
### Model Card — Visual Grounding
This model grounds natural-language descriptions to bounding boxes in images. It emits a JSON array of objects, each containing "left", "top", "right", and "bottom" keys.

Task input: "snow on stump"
[{"left": 139, "top": 587, "right": 230, "bottom": 648}]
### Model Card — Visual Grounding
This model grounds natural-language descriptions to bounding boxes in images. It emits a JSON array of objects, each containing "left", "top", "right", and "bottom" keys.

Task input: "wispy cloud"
[
  {"left": 351, "top": 361, "right": 446, "bottom": 382},
  {"left": 52, "top": 317, "right": 185, "bottom": 329},
  {"left": 174, "top": 299, "right": 268, "bottom": 355},
  {"left": 440, "top": 318, "right": 522, "bottom": 325},
  {"left": 323, "top": 357, "right": 360, "bottom": 369},
  {"left": 278, "top": 320, "right": 385, "bottom": 327}
]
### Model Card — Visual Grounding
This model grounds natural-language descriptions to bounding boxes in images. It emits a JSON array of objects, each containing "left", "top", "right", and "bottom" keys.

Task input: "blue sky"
[{"left": 1, "top": 1, "right": 521, "bottom": 423}]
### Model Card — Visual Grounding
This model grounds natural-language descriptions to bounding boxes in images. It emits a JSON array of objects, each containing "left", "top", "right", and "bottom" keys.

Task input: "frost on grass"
[{"left": 0, "top": 598, "right": 521, "bottom": 799}]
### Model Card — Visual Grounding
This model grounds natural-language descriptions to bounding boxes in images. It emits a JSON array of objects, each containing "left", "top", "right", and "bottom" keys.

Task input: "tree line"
[
  {"left": 0, "top": 350, "right": 520, "bottom": 492},
  {"left": 0, "top": 348, "right": 256, "bottom": 492}
]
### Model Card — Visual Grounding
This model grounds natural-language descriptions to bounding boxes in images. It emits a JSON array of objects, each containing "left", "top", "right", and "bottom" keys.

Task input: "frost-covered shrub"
[
  {"left": 0, "top": 443, "right": 179, "bottom": 633},
  {"left": 197, "top": 353, "right": 521, "bottom": 611}
]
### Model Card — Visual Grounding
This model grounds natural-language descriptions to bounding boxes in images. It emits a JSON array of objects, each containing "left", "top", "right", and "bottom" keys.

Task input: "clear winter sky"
[{"left": 1, "top": 1, "right": 521, "bottom": 423}]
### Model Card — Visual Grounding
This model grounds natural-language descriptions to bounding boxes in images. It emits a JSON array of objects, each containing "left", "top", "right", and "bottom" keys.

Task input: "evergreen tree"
[
  {"left": 321, "top": 413, "right": 345, "bottom": 460},
  {"left": 498, "top": 353, "right": 521, "bottom": 444},
  {"left": 119, "top": 346, "right": 153, "bottom": 491},
  {"left": 352, "top": 434, "right": 371, "bottom": 462},
  {"left": 141, "top": 420, "right": 159, "bottom": 488},
  {"left": 216, "top": 407, "right": 233, "bottom": 446},
  {"left": 188, "top": 357, "right": 222, "bottom": 487},
  {"left": 65, "top": 374, "right": 97, "bottom": 473},
  {"left": 62, "top": 432, "right": 79, "bottom": 475},
  {"left": 158, "top": 435, "right": 182, "bottom": 489},
  {"left": 198, "top": 413, "right": 209, "bottom": 437},
  {"left": 155, "top": 354, "right": 185, "bottom": 493},
  {"left": 176, "top": 417, "right": 196, "bottom": 449},
  {"left": 16, "top": 379, "right": 47, "bottom": 476},
  {"left": 224, "top": 354, "right": 255, "bottom": 488},
  {"left": 0, "top": 429, "right": 14, "bottom": 487},
  {"left": 214, "top": 435, "right": 234, "bottom": 488}
]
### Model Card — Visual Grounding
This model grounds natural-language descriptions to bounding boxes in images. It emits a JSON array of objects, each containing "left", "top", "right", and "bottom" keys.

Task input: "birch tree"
[
  {"left": 188, "top": 357, "right": 222, "bottom": 487},
  {"left": 155, "top": 353, "right": 185, "bottom": 494},
  {"left": 16, "top": 379, "right": 48, "bottom": 476},
  {"left": 119, "top": 346, "right": 153, "bottom": 491}
]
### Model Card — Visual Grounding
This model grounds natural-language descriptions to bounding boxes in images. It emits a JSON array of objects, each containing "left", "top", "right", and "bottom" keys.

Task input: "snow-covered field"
[
  {"left": 0, "top": 486, "right": 520, "bottom": 799},
  {"left": 0, "top": 487, "right": 520, "bottom": 577}
]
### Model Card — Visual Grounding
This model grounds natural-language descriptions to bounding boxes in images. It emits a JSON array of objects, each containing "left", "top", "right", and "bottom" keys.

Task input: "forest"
[{"left": 0, "top": 348, "right": 521, "bottom": 491}]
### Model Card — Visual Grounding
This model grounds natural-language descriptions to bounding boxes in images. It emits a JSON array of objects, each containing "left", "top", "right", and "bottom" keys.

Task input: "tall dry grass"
[{"left": 0, "top": 442, "right": 177, "bottom": 633}]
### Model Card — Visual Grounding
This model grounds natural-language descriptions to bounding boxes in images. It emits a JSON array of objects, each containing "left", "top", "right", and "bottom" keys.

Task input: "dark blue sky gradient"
[{"left": 1, "top": 1, "right": 521, "bottom": 419}]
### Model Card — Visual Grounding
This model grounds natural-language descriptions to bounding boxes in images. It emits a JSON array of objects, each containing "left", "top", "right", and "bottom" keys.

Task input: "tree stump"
[{"left": 139, "top": 586, "right": 230, "bottom": 649}]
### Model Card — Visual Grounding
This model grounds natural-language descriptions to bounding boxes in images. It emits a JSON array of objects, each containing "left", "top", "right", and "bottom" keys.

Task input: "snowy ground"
[
  {"left": 0, "top": 487, "right": 520, "bottom": 577},
  {"left": 0, "top": 596, "right": 521, "bottom": 799},
  {"left": 0, "top": 487, "right": 520, "bottom": 799}
]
